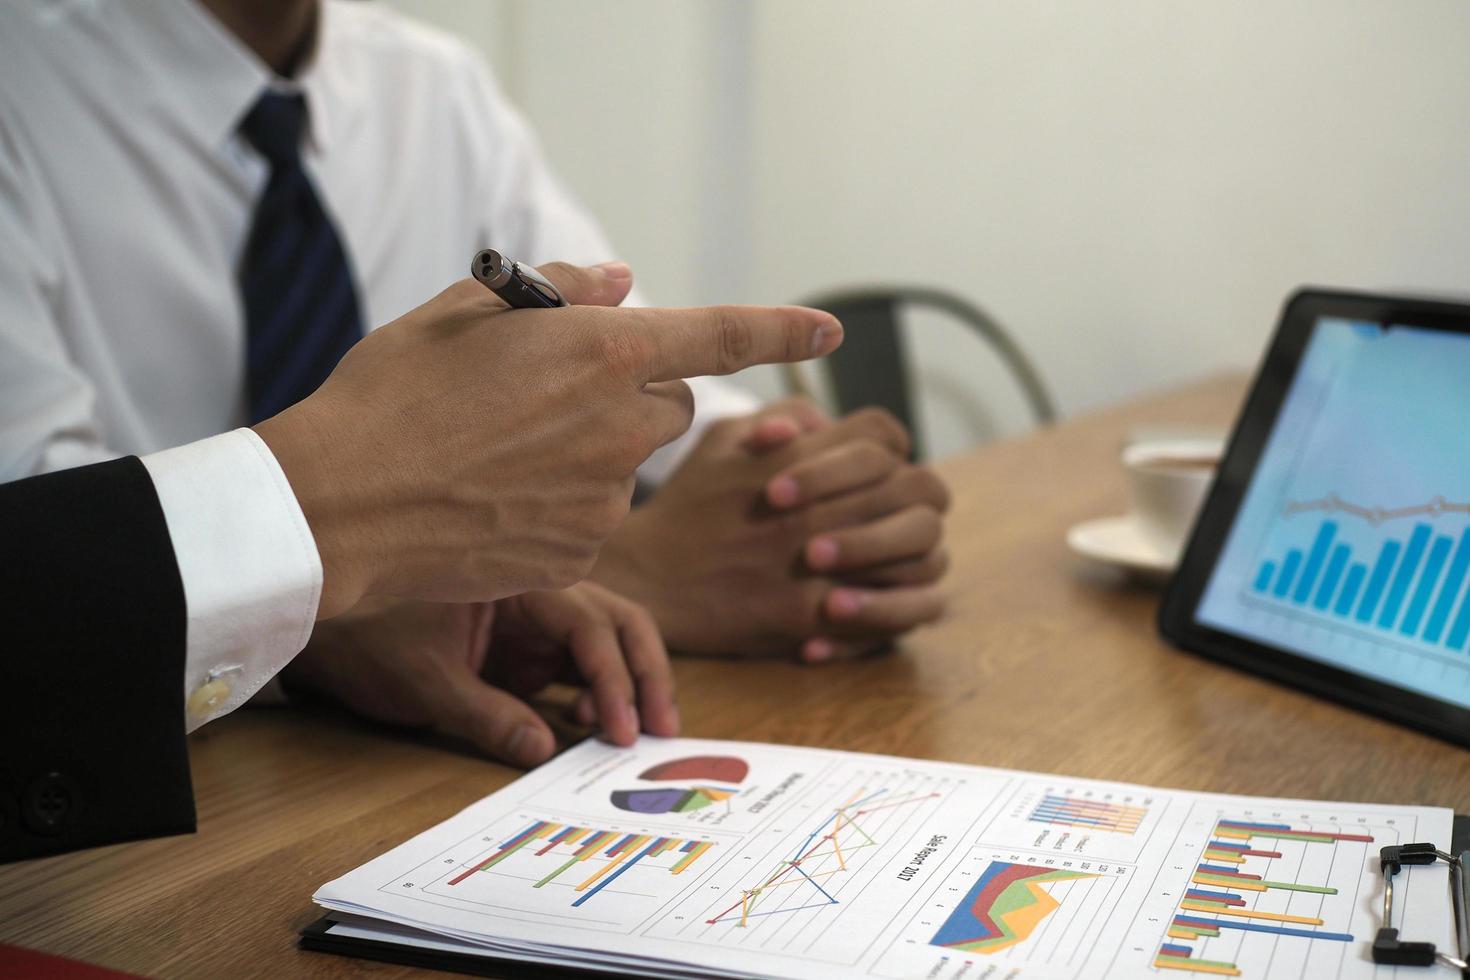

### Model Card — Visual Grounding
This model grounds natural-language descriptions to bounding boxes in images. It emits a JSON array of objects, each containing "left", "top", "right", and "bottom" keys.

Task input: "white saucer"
[{"left": 1066, "top": 514, "right": 1181, "bottom": 582}]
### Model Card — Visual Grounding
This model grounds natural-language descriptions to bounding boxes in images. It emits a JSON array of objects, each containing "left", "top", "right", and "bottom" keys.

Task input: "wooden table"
[{"left": 4, "top": 374, "right": 1467, "bottom": 978}]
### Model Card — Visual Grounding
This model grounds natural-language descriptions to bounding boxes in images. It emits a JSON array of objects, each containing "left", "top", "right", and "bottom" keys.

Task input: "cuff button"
[
  {"left": 23, "top": 772, "right": 80, "bottom": 836},
  {"left": 187, "top": 678, "right": 232, "bottom": 721}
]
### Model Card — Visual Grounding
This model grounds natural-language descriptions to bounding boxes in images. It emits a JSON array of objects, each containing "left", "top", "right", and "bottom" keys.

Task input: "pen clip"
[{"left": 514, "top": 262, "right": 566, "bottom": 308}]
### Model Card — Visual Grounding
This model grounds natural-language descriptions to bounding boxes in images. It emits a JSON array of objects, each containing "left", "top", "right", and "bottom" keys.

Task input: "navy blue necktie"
[{"left": 238, "top": 91, "right": 364, "bottom": 423}]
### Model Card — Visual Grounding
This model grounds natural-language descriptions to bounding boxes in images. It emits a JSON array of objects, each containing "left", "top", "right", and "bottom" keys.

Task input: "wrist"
[
  {"left": 586, "top": 516, "right": 653, "bottom": 605},
  {"left": 253, "top": 400, "right": 378, "bottom": 619},
  {"left": 588, "top": 510, "right": 694, "bottom": 646}
]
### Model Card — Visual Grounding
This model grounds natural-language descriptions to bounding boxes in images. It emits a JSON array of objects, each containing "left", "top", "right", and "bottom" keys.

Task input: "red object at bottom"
[{"left": 0, "top": 945, "right": 142, "bottom": 980}]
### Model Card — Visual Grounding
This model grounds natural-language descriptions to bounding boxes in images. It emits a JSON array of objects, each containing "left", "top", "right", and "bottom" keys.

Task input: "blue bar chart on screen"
[
  {"left": 1198, "top": 318, "right": 1470, "bottom": 711},
  {"left": 1251, "top": 500, "right": 1470, "bottom": 649}
]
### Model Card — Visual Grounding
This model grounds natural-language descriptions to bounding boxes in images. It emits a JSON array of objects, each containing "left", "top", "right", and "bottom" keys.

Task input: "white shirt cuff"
[
  {"left": 636, "top": 376, "right": 762, "bottom": 485},
  {"left": 140, "top": 428, "right": 322, "bottom": 731}
]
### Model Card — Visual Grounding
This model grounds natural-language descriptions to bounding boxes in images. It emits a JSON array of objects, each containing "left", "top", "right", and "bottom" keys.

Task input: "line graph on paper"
[
  {"left": 703, "top": 785, "right": 938, "bottom": 927},
  {"left": 647, "top": 764, "right": 992, "bottom": 966}
]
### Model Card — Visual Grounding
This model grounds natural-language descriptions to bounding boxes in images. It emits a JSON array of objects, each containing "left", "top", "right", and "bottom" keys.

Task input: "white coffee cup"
[{"left": 1121, "top": 438, "right": 1222, "bottom": 559}]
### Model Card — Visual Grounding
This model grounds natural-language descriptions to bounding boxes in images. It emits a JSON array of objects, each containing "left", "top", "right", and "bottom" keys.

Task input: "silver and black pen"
[{"left": 471, "top": 248, "right": 568, "bottom": 309}]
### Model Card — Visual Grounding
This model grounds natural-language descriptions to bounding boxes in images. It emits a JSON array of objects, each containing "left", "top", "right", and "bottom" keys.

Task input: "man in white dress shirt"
[{"left": 0, "top": 0, "right": 949, "bottom": 764}]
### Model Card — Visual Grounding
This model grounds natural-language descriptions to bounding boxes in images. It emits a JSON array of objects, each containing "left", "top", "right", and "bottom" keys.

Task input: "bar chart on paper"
[
  {"left": 1145, "top": 810, "right": 1384, "bottom": 979},
  {"left": 1250, "top": 496, "right": 1470, "bottom": 652},
  {"left": 984, "top": 783, "right": 1161, "bottom": 864},
  {"left": 381, "top": 811, "right": 718, "bottom": 932},
  {"left": 1027, "top": 793, "right": 1147, "bottom": 835},
  {"left": 446, "top": 819, "right": 713, "bottom": 906}
]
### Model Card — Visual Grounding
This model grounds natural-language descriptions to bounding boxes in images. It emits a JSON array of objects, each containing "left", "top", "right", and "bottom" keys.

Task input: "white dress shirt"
[
  {"left": 0, "top": 0, "right": 759, "bottom": 726},
  {"left": 140, "top": 429, "right": 322, "bottom": 731}
]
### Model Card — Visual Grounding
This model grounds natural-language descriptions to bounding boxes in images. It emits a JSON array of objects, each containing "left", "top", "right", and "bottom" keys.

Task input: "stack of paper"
[{"left": 310, "top": 737, "right": 1457, "bottom": 979}]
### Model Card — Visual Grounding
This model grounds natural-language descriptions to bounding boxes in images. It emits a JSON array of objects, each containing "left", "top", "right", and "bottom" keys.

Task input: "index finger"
[
  {"left": 795, "top": 406, "right": 911, "bottom": 459},
  {"left": 623, "top": 305, "right": 843, "bottom": 383},
  {"left": 613, "top": 601, "right": 678, "bottom": 737},
  {"left": 570, "top": 623, "right": 640, "bottom": 746},
  {"left": 741, "top": 396, "right": 832, "bottom": 454}
]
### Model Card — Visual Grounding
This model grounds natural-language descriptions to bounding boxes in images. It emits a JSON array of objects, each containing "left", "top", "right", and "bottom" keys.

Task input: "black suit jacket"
[{"left": 1, "top": 456, "right": 195, "bottom": 862}]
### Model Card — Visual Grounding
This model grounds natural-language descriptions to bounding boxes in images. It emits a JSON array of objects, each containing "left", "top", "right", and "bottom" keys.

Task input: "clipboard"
[
  {"left": 298, "top": 915, "right": 639, "bottom": 979},
  {"left": 1372, "top": 814, "right": 1470, "bottom": 976}
]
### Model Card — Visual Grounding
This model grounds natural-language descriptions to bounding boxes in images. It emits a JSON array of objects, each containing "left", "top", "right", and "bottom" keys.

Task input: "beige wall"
[{"left": 386, "top": 0, "right": 1470, "bottom": 457}]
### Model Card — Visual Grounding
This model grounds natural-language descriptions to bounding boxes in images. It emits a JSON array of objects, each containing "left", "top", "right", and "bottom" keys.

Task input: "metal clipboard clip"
[{"left": 1375, "top": 843, "right": 1469, "bottom": 975}]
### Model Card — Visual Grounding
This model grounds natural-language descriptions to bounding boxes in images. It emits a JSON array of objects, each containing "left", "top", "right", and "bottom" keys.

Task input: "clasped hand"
[{"left": 593, "top": 398, "right": 951, "bottom": 662}]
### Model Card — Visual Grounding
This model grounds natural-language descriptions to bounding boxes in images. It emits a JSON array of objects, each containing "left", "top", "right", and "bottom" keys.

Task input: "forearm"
[
  {"left": 587, "top": 512, "right": 681, "bottom": 634},
  {"left": 0, "top": 457, "right": 195, "bottom": 861}
]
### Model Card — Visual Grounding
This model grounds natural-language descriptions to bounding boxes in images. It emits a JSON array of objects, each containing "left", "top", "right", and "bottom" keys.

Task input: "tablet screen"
[{"left": 1196, "top": 315, "right": 1470, "bottom": 712}]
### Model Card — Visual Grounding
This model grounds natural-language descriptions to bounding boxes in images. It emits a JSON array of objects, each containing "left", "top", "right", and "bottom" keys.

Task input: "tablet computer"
[{"left": 1160, "top": 289, "right": 1470, "bottom": 747}]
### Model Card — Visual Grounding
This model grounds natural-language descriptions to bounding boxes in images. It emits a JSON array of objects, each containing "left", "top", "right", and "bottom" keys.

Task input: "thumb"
[
  {"left": 535, "top": 260, "right": 635, "bottom": 308},
  {"left": 436, "top": 666, "right": 557, "bottom": 767}
]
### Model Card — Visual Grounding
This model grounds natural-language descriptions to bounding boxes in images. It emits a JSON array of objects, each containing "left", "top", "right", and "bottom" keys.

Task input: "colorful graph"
[
  {"left": 448, "top": 819, "right": 713, "bottom": 908},
  {"left": 1027, "top": 794, "right": 1146, "bottom": 834},
  {"left": 612, "top": 786, "right": 737, "bottom": 814},
  {"left": 611, "top": 755, "right": 749, "bottom": 814},
  {"left": 1252, "top": 514, "right": 1470, "bottom": 650},
  {"left": 1198, "top": 320, "right": 1470, "bottom": 712},
  {"left": 704, "top": 786, "right": 939, "bottom": 927},
  {"left": 640, "top": 756, "right": 749, "bottom": 784},
  {"left": 930, "top": 862, "right": 1099, "bottom": 953},
  {"left": 1153, "top": 819, "right": 1373, "bottom": 976}
]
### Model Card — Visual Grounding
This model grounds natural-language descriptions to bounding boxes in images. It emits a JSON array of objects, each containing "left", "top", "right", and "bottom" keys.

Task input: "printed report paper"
[{"left": 313, "top": 737, "right": 1456, "bottom": 978}]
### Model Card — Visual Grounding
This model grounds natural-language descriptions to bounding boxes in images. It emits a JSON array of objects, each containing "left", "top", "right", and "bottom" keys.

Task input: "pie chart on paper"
[
  {"left": 610, "top": 755, "right": 749, "bottom": 815},
  {"left": 638, "top": 755, "right": 748, "bottom": 784}
]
